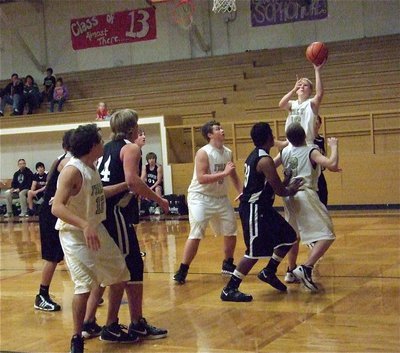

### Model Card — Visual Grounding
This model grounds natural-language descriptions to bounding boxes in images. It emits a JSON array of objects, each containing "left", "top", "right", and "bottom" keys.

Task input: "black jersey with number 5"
[{"left": 240, "top": 147, "right": 275, "bottom": 207}]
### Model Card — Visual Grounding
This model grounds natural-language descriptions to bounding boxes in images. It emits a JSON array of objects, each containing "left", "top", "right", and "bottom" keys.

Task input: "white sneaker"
[
  {"left": 154, "top": 207, "right": 161, "bottom": 215},
  {"left": 284, "top": 270, "right": 301, "bottom": 283},
  {"left": 292, "top": 265, "right": 318, "bottom": 292},
  {"left": 18, "top": 213, "right": 28, "bottom": 217},
  {"left": 3, "top": 213, "right": 13, "bottom": 218}
]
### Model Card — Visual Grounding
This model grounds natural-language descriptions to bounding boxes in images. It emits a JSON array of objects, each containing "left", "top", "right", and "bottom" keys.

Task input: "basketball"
[{"left": 306, "top": 42, "right": 328, "bottom": 66}]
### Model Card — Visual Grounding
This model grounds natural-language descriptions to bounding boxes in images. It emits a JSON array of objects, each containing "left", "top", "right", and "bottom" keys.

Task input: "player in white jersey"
[
  {"left": 278, "top": 60, "right": 326, "bottom": 277},
  {"left": 52, "top": 124, "right": 137, "bottom": 353},
  {"left": 278, "top": 60, "right": 326, "bottom": 146},
  {"left": 173, "top": 120, "right": 242, "bottom": 284},
  {"left": 278, "top": 123, "right": 341, "bottom": 291}
]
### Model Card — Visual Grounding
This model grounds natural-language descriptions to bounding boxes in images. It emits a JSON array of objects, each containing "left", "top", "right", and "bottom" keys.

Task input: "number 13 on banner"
[
  {"left": 126, "top": 10, "right": 150, "bottom": 39},
  {"left": 71, "top": 7, "right": 157, "bottom": 50}
]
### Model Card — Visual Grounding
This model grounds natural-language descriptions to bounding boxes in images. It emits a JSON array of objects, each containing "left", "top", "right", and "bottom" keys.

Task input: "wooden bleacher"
[{"left": 0, "top": 34, "right": 399, "bottom": 206}]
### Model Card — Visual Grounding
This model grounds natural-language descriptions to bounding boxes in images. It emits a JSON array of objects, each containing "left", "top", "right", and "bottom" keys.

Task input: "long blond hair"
[{"left": 110, "top": 109, "right": 138, "bottom": 141}]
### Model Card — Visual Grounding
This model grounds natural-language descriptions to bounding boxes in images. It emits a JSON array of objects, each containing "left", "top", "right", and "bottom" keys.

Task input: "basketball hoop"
[
  {"left": 212, "top": 0, "right": 236, "bottom": 13},
  {"left": 169, "top": 0, "right": 195, "bottom": 30},
  {"left": 167, "top": 0, "right": 210, "bottom": 52}
]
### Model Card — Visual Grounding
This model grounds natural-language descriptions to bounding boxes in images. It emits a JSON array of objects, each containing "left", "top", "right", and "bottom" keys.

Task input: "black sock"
[
  {"left": 226, "top": 274, "right": 242, "bottom": 290},
  {"left": 224, "top": 257, "right": 234, "bottom": 264},
  {"left": 180, "top": 263, "right": 189, "bottom": 272},
  {"left": 265, "top": 258, "right": 280, "bottom": 274},
  {"left": 39, "top": 284, "right": 49, "bottom": 297}
]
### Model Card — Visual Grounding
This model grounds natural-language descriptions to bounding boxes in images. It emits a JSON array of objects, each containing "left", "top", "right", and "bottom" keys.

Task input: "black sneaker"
[
  {"left": 70, "top": 335, "right": 84, "bottom": 353},
  {"left": 129, "top": 317, "right": 168, "bottom": 340},
  {"left": 97, "top": 297, "right": 104, "bottom": 306},
  {"left": 82, "top": 319, "right": 102, "bottom": 339},
  {"left": 257, "top": 269, "right": 287, "bottom": 292},
  {"left": 220, "top": 287, "right": 253, "bottom": 302},
  {"left": 34, "top": 294, "right": 61, "bottom": 311},
  {"left": 100, "top": 321, "right": 139, "bottom": 343},
  {"left": 293, "top": 265, "right": 318, "bottom": 292},
  {"left": 221, "top": 258, "right": 236, "bottom": 275},
  {"left": 173, "top": 268, "right": 188, "bottom": 284},
  {"left": 0, "top": 112, "right": 4, "bottom": 117}
]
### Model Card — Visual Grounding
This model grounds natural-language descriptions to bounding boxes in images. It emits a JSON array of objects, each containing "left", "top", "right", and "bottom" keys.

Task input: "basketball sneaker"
[
  {"left": 100, "top": 320, "right": 139, "bottom": 343},
  {"left": 129, "top": 317, "right": 168, "bottom": 340},
  {"left": 292, "top": 265, "right": 318, "bottom": 292},
  {"left": 82, "top": 319, "right": 102, "bottom": 339},
  {"left": 70, "top": 334, "right": 84, "bottom": 353},
  {"left": 220, "top": 287, "right": 253, "bottom": 302},
  {"left": 257, "top": 269, "right": 287, "bottom": 292},
  {"left": 284, "top": 267, "right": 301, "bottom": 283},
  {"left": 34, "top": 294, "right": 61, "bottom": 311},
  {"left": 221, "top": 258, "right": 236, "bottom": 275},
  {"left": 173, "top": 268, "right": 188, "bottom": 284}
]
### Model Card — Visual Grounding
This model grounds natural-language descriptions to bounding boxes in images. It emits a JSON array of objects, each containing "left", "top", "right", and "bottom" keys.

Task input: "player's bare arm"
[
  {"left": 279, "top": 78, "right": 302, "bottom": 111},
  {"left": 274, "top": 139, "right": 289, "bottom": 151},
  {"left": 121, "top": 143, "right": 169, "bottom": 213},
  {"left": 51, "top": 166, "right": 100, "bottom": 251},
  {"left": 257, "top": 156, "right": 302, "bottom": 197},
  {"left": 103, "top": 182, "right": 129, "bottom": 198},
  {"left": 140, "top": 165, "right": 147, "bottom": 183},
  {"left": 229, "top": 159, "right": 242, "bottom": 195},
  {"left": 154, "top": 164, "right": 163, "bottom": 189},
  {"left": 310, "top": 137, "right": 341, "bottom": 172},
  {"left": 310, "top": 60, "right": 326, "bottom": 113}
]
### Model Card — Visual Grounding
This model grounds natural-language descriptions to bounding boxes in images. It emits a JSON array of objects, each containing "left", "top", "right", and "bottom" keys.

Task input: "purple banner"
[{"left": 251, "top": 0, "right": 328, "bottom": 27}]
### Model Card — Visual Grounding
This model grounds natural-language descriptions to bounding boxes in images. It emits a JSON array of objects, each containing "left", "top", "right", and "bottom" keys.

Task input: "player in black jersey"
[
  {"left": 34, "top": 130, "right": 74, "bottom": 312},
  {"left": 98, "top": 109, "right": 169, "bottom": 340},
  {"left": 314, "top": 115, "right": 328, "bottom": 206},
  {"left": 221, "top": 122, "right": 302, "bottom": 302}
]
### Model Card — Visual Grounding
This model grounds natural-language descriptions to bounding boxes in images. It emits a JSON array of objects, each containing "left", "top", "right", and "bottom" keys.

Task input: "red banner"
[{"left": 70, "top": 7, "right": 157, "bottom": 50}]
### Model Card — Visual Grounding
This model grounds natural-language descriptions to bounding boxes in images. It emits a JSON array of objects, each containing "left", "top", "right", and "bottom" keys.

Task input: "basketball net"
[
  {"left": 212, "top": 0, "right": 236, "bottom": 13},
  {"left": 169, "top": 0, "right": 194, "bottom": 30},
  {"left": 168, "top": 0, "right": 210, "bottom": 52}
]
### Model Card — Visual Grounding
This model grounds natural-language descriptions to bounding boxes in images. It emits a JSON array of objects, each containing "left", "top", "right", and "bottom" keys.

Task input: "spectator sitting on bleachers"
[
  {"left": 27, "top": 162, "right": 48, "bottom": 216},
  {"left": 23, "top": 75, "right": 41, "bottom": 115},
  {"left": 42, "top": 67, "right": 56, "bottom": 103},
  {"left": 141, "top": 152, "right": 164, "bottom": 215},
  {"left": 96, "top": 101, "right": 111, "bottom": 120},
  {"left": 4, "top": 159, "right": 33, "bottom": 218},
  {"left": 50, "top": 78, "right": 68, "bottom": 112},
  {"left": 142, "top": 152, "right": 164, "bottom": 197},
  {"left": 0, "top": 73, "right": 24, "bottom": 116}
]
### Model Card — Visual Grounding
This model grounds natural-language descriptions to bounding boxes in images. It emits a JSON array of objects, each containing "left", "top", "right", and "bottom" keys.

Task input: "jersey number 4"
[{"left": 99, "top": 156, "right": 111, "bottom": 182}]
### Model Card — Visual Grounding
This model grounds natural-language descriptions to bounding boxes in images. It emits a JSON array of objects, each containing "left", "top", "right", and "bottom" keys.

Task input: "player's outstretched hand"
[
  {"left": 327, "top": 137, "right": 338, "bottom": 147},
  {"left": 314, "top": 58, "right": 327, "bottom": 70},
  {"left": 283, "top": 168, "right": 292, "bottom": 186},
  {"left": 293, "top": 76, "right": 303, "bottom": 91},
  {"left": 159, "top": 198, "right": 170, "bottom": 215},
  {"left": 287, "top": 177, "right": 304, "bottom": 195}
]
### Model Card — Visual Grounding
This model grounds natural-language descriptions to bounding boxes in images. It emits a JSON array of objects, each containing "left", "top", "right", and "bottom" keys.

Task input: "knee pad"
[{"left": 125, "top": 252, "right": 143, "bottom": 282}]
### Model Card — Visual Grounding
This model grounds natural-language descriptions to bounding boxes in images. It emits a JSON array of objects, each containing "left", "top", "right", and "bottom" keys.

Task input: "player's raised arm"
[{"left": 311, "top": 137, "right": 341, "bottom": 172}]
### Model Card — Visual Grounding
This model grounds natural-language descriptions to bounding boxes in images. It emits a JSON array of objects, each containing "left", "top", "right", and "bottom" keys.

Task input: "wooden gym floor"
[{"left": 0, "top": 210, "right": 399, "bottom": 353}]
